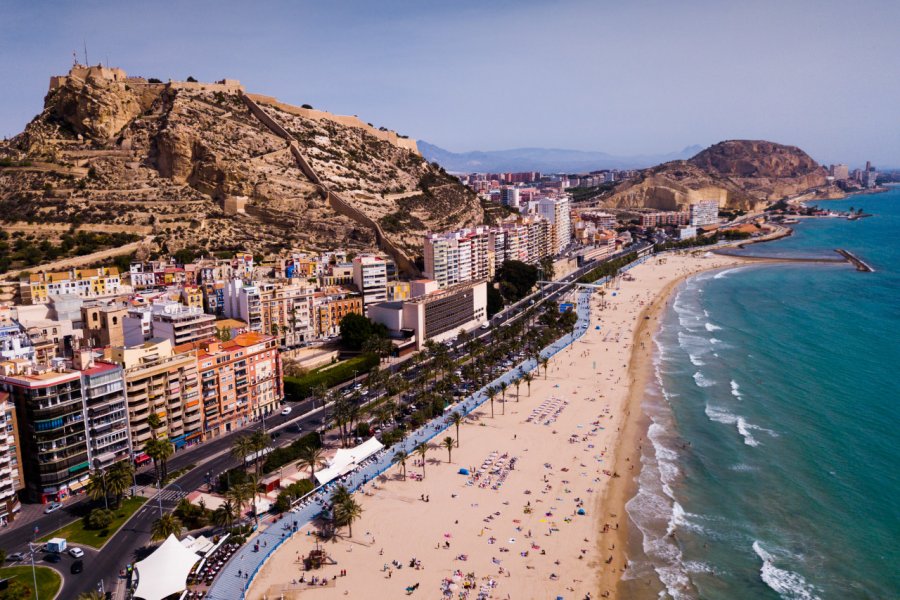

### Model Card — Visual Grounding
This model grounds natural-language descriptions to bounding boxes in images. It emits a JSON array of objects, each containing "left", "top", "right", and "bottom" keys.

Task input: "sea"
[{"left": 621, "top": 186, "right": 900, "bottom": 600}]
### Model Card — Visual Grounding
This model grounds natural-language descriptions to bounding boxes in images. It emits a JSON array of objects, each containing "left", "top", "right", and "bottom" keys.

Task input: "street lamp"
[{"left": 26, "top": 542, "right": 40, "bottom": 600}]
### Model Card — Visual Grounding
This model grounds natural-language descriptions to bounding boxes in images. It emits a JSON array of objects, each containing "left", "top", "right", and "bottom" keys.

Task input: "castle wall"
[{"left": 245, "top": 93, "right": 419, "bottom": 154}]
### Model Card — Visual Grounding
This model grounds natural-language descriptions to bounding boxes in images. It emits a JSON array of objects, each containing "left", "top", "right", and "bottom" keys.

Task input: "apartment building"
[
  {"left": 123, "top": 302, "right": 216, "bottom": 347},
  {"left": 0, "top": 307, "right": 35, "bottom": 362},
  {"left": 74, "top": 351, "right": 131, "bottom": 472},
  {"left": 536, "top": 196, "right": 572, "bottom": 254},
  {"left": 313, "top": 292, "right": 363, "bottom": 338},
  {"left": 178, "top": 333, "right": 282, "bottom": 438},
  {"left": 256, "top": 282, "right": 315, "bottom": 348},
  {"left": 580, "top": 211, "right": 617, "bottom": 229},
  {"left": 0, "top": 392, "right": 23, "bottom": 523},
  {"left": 352, "top": 255, "right": 388, "bottom": 311},
  {"left": 109, "top": 339, "right": 202, "bottom": 453},
  {"left": 641, "top": 211, "right": 690, "bottom": 228},
  {"left": 386, "top": 281, "right": 411, "bottom": 302},
  {"left": 689, "top": 200, "right": 720, "bottom": 227},
  {"left": 423, "top": 227, "right": 491, "bottom": 290},
  {"left": 0, "top": 362, "right": 89, "bottom": 502},
  {"left": 20, "top": 267, "right": 123, "bottom": 305}
]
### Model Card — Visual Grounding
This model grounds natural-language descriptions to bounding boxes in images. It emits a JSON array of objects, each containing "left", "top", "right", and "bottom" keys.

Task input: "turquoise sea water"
[{"left": 622, "top": 187, "right": 900, "bottom": 599}]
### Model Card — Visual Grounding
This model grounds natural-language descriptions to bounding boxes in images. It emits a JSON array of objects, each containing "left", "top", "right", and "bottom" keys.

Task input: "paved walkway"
[{"left": 206, "top": 258, "right": 651, "bottom": 599}]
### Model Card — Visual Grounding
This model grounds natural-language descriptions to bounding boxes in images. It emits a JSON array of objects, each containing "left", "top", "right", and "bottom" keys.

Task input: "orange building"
[{"left": 177, "top": 332, "right": 282, "bottom": 439}]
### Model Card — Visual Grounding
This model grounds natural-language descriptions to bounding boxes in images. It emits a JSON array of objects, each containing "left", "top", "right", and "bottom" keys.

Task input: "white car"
[
  {"left": 68, "top": 547, "right": 84, "bottom": 558},
  {"left": 281, "top": 407, "right": 292, "bottom": 416}
]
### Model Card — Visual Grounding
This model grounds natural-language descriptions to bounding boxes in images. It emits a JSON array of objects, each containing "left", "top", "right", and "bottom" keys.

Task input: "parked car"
[
  {"left": 280, "top": 407, "right": 292, "bottom": 416},
  {"left": 6, "top": 552, "right": 24, "bottom": 562},
  {"left": 71, "top": 560, "right": 83, "bottom": 574},
  {"left": 68, "top": 547, "right": 84, "bottom": 558},
  {"left": 44, "top": 502, "right": 62, "bottom": 514}
]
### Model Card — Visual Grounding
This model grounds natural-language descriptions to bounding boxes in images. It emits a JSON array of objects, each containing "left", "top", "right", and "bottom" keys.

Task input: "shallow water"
[{"left": 621, "top": 188, "right": 900, "bottom": 599}]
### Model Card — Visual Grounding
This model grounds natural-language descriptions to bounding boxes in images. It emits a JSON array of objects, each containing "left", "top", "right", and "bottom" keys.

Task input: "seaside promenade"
[{"left": 205, "top": 261, "right": 627, "bottom": 600}]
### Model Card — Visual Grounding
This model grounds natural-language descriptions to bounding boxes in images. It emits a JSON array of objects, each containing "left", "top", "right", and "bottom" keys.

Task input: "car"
[
  {"left": 68, "top": 547, "right": 84, "bottom": 558},
  {"left": 70, "top": 560, "right": 84, "bottom": 574},
  {"left": 43, "top": 554, "right": 61, "bottom": 564},
  {"left": 44, "top": 502, "right": 62, "bottom": 514},
  {"left": 6, "top": 553, "right": 24, "bottom": 562},
  {"left": 280, "top": 407, "right": 292, "bottom": 416}
]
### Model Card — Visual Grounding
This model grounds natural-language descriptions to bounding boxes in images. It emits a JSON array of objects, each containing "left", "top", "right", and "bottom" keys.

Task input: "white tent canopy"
[
  {"left": 134, "top": 534, "right": 201, "bottom": 600},
  {"left": 315, "top": 437, "right": 384, "bottom": 485}
]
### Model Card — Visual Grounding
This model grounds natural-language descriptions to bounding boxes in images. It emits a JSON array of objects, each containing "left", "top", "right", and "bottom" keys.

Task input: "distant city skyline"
[{"left": 2, "top": 0, "right": 898, "bottom": 167}]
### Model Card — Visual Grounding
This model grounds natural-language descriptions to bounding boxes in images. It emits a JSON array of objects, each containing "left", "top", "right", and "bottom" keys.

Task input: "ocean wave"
[
  {"left": 704, "top": 322, "right": 722, "bottom": 332},
  {"left": 753, "top": 541, "right": 822, "bottom": 600},
  {"left": 713, "top": 267, "right": 741, "bottom": 280},
  {"left": 730, "top": 380, "right": 742, "bottom": 399},
  {"left": 710, "top": 337, "right": 722, "bottom": 344},
  {"left": 729, "top": 463, "right": 756, "bottom": 472},
  {"left": 704, "top": 405, "right": 767, "bottom": 446},
  {"left": 692, "top": 371, "right": 715, "bottom": 387}
]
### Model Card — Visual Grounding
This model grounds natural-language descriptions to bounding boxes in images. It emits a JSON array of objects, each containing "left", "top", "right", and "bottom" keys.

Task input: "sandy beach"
[{"left": 246, "top": 251, "right": 748, "bottom": 600}]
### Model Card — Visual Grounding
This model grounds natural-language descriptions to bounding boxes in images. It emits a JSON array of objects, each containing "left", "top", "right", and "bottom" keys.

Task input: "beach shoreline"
[
  {"left": 596, "top": 255, "right": 766, "bottom": 599},
  {"left": 244, "top": 252, "right": 757, "bottom": 600}
]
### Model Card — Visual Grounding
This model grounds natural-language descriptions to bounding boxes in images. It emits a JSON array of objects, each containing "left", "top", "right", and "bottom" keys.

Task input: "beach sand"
[{"left": 246, "top": 251, "right": 748, "bottom": 600}]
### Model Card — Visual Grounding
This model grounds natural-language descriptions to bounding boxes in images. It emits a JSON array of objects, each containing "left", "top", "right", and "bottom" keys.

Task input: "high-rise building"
[
  {"left": 689, "top": 200, "right": 720, "bottom": 227},
  {"left": 0, "top": 391, "right": 23, "bottom": 523},
  {"left": 500, "top": 186, "right": 521, "bottom": 210},
  {"left": 352, "top": 255, "right": 388, "bottom": 311},
  {"left": 830, "top": 164, "right": 849, "bottom": 181},
  {"left": 423, "top": 227, "right": 492, "bottom": 290},
  {"left": 536, "top": 197, "right": 572, "bottom": 254},
  {"left": 74, "top": 351, "right": 131, "bottom": 472},
  {"left": 109, "top": 339, "right": 202, "bottom": 453},
  {"left": 177, "top": 333, "right": 282, "bottom": 438},
  {"left": 1, "top": 363, "right": 89, "bottom": 502}
]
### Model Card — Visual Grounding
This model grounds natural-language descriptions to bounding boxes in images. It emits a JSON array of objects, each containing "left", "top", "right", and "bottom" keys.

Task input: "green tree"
[
  {"left": 496, "top": 260, "right": 539, "bottom": 302},
  {"left": 499, "top": 381, "right": 508, "bottom": 415},
  {"left": 147, "top": 412, "right": 162, "bottom": 433},
  {"left": 86, "top": 469, "right": 109, "bottom": 510},
  {"left": 231, "top": 435, "right": 254, "bottom": 472},
  {"left": 145, "top": 438, "right": 174, "bottom": 482},
  {"left": 333, "top": 494, "right": 363, "bottom": 538},
  {"left": 212, "top": 500, "right": 236, "bottom": 530},
  {"left": 415, "top": 443, "right": 429, "bottom": 478},
  {"left": 524, "top": 371, "right": 534, "bottom": 396},
  {"left": 449, "top": 412, "right": 463, "bottom": 447},
  {"left": 108, "top": 461, "right": 133, "bottom": 508},
  {"left": 340, "top": 313, "right": 387, "bottom": 351},
  {"left": 87, "top": 508, "right": 114, "bottom": 530},
  {"left": 298, "top": 445, "right": 327, "bottom": 483},
  {"left": 442, "top": 436, "right": 455, "bottom": 463},
  {"left": 540, "top": 356, "right": 550, "bottom": 379},
  {"left": 151, "top": 513, "right": 183, "bottom": 541},
  {"left": 392, "top": 450, "right": 408, "bottom": 480}
]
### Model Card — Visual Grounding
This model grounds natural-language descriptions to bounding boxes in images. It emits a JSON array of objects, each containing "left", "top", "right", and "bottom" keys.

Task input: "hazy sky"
[{"left": 2, "top": 0, "right": 898, "bottom": 166}]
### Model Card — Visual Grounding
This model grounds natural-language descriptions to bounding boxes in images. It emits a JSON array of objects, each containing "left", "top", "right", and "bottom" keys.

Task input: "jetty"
[{"left": 835, "top": 249, "right": 874, "bottom": 272}]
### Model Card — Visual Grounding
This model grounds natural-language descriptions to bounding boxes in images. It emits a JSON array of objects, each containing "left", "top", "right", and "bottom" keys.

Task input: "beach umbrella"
[
  {"left": 458, "top": 468, "right": 470, "bottom": 475},
  {"left": 577, "top": 508, "right": 586, "bottom": 515}
]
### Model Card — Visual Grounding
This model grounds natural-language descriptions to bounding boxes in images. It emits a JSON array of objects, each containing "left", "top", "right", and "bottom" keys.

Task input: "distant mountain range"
[{"left": 418, "top": 141, "right": 705, "bottom": 174}]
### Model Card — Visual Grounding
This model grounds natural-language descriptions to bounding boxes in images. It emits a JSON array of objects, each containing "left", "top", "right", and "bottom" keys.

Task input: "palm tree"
[
  {"left": 249, "top": 429, "right": 270, "bottom": 475},
  {"left": 540, "top": 356, "right": 550, "bottom": 379},
  {"left": 108, "top": 461, "right": 133, "bottom": 508},
  {"left": 499, "top": 381, "right": 508, "bottom": 415},
  {"left": 86, "top": 469, "right": 109, "bottom": 510},
  {"left": 442, "top": 436, "right": 454, "bottom": 463},
  {"left": 487, "top": 386, "right": 497, "bottom": 418},
  {"left": 151, "top": 513, "right": 183, "bottom": 541},
  {"left": 333, "top": 495, "right": 363, "bottom": 538},
  {"left": 212, "top": 500, "right": 236, "bottom": 530},
  {"left": 227, "top": 483, "right": 252, "bottom": 523},
  {"left": 513, "top": 377, "right": 521, "bottom": 402},
  {"left": 331, "top": 484, "right": 351, "bottom": 507},
  {"left": 147, "top": 413, "right": 163, "bottom": 435},
  {"left": 298, "top": 445, "right": 327, "bottom": 484},
  {"left": 524, "top": 372, "right": 534, "bottom": 396},
  {"left": 415, "top": 443, "right": 429, "bottom": 478},
  {"left": 392, "top": 450, "right": 408, "bottom": 480},
  {"left": 449, "top": 412, "right": 463, "bottom": 447},
  {"left": 231, "top": 435, "right": 254, "bottom": 471},
  {"left": 145, "top": 438, "right": 174, "bottom": 482}
]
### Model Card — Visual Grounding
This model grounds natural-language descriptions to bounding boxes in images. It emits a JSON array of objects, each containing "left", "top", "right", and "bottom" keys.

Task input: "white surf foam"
[
  {"left": 704, "top": 405, "right": 762, "bottom": 446},
  {"left": 730, "top": 380, "right": 742, "bottom": 399},
  {"left": 692, "top": 371, "right": 715, "bottom": 388},
  {"left": 753, "top": 541, "right": 822, "bottom": 600},
  {"left": 704, "top": 322, "right": 722, "bottom": 332},
  {"left": 713, "top": 267, "right": 741, "bottom": 280}
]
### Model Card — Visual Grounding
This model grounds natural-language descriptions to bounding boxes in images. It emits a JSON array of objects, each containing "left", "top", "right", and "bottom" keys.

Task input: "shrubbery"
[{"left": 283, "top": 354, "right": 378, "bottom": 400}]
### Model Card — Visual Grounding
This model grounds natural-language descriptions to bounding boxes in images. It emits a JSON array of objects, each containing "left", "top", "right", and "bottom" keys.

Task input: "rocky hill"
[
  {"left": 593, "top": 140, "right": 834, "bottom": 211},
  {"left": 0, "top": 66, "right": 483, "bottom": 274}
]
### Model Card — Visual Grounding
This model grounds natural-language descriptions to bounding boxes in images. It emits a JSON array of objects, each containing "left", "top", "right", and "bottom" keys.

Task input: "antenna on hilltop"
[
  {"left": 83, "top": 40, "right": 88, "bottom": 66},
  {"left": 72, "top": 50, "right": 78, "bottom": 67}
]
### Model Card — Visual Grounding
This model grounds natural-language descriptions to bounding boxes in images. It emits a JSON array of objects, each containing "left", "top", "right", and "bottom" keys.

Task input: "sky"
[{"left": 1, "top": 0, "right": 898, "bottom": 167}]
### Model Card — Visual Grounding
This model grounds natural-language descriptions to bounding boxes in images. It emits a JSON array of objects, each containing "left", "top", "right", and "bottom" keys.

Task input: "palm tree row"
[{"left": 86, "top": 461, "right": 133, "bottom": 510}]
